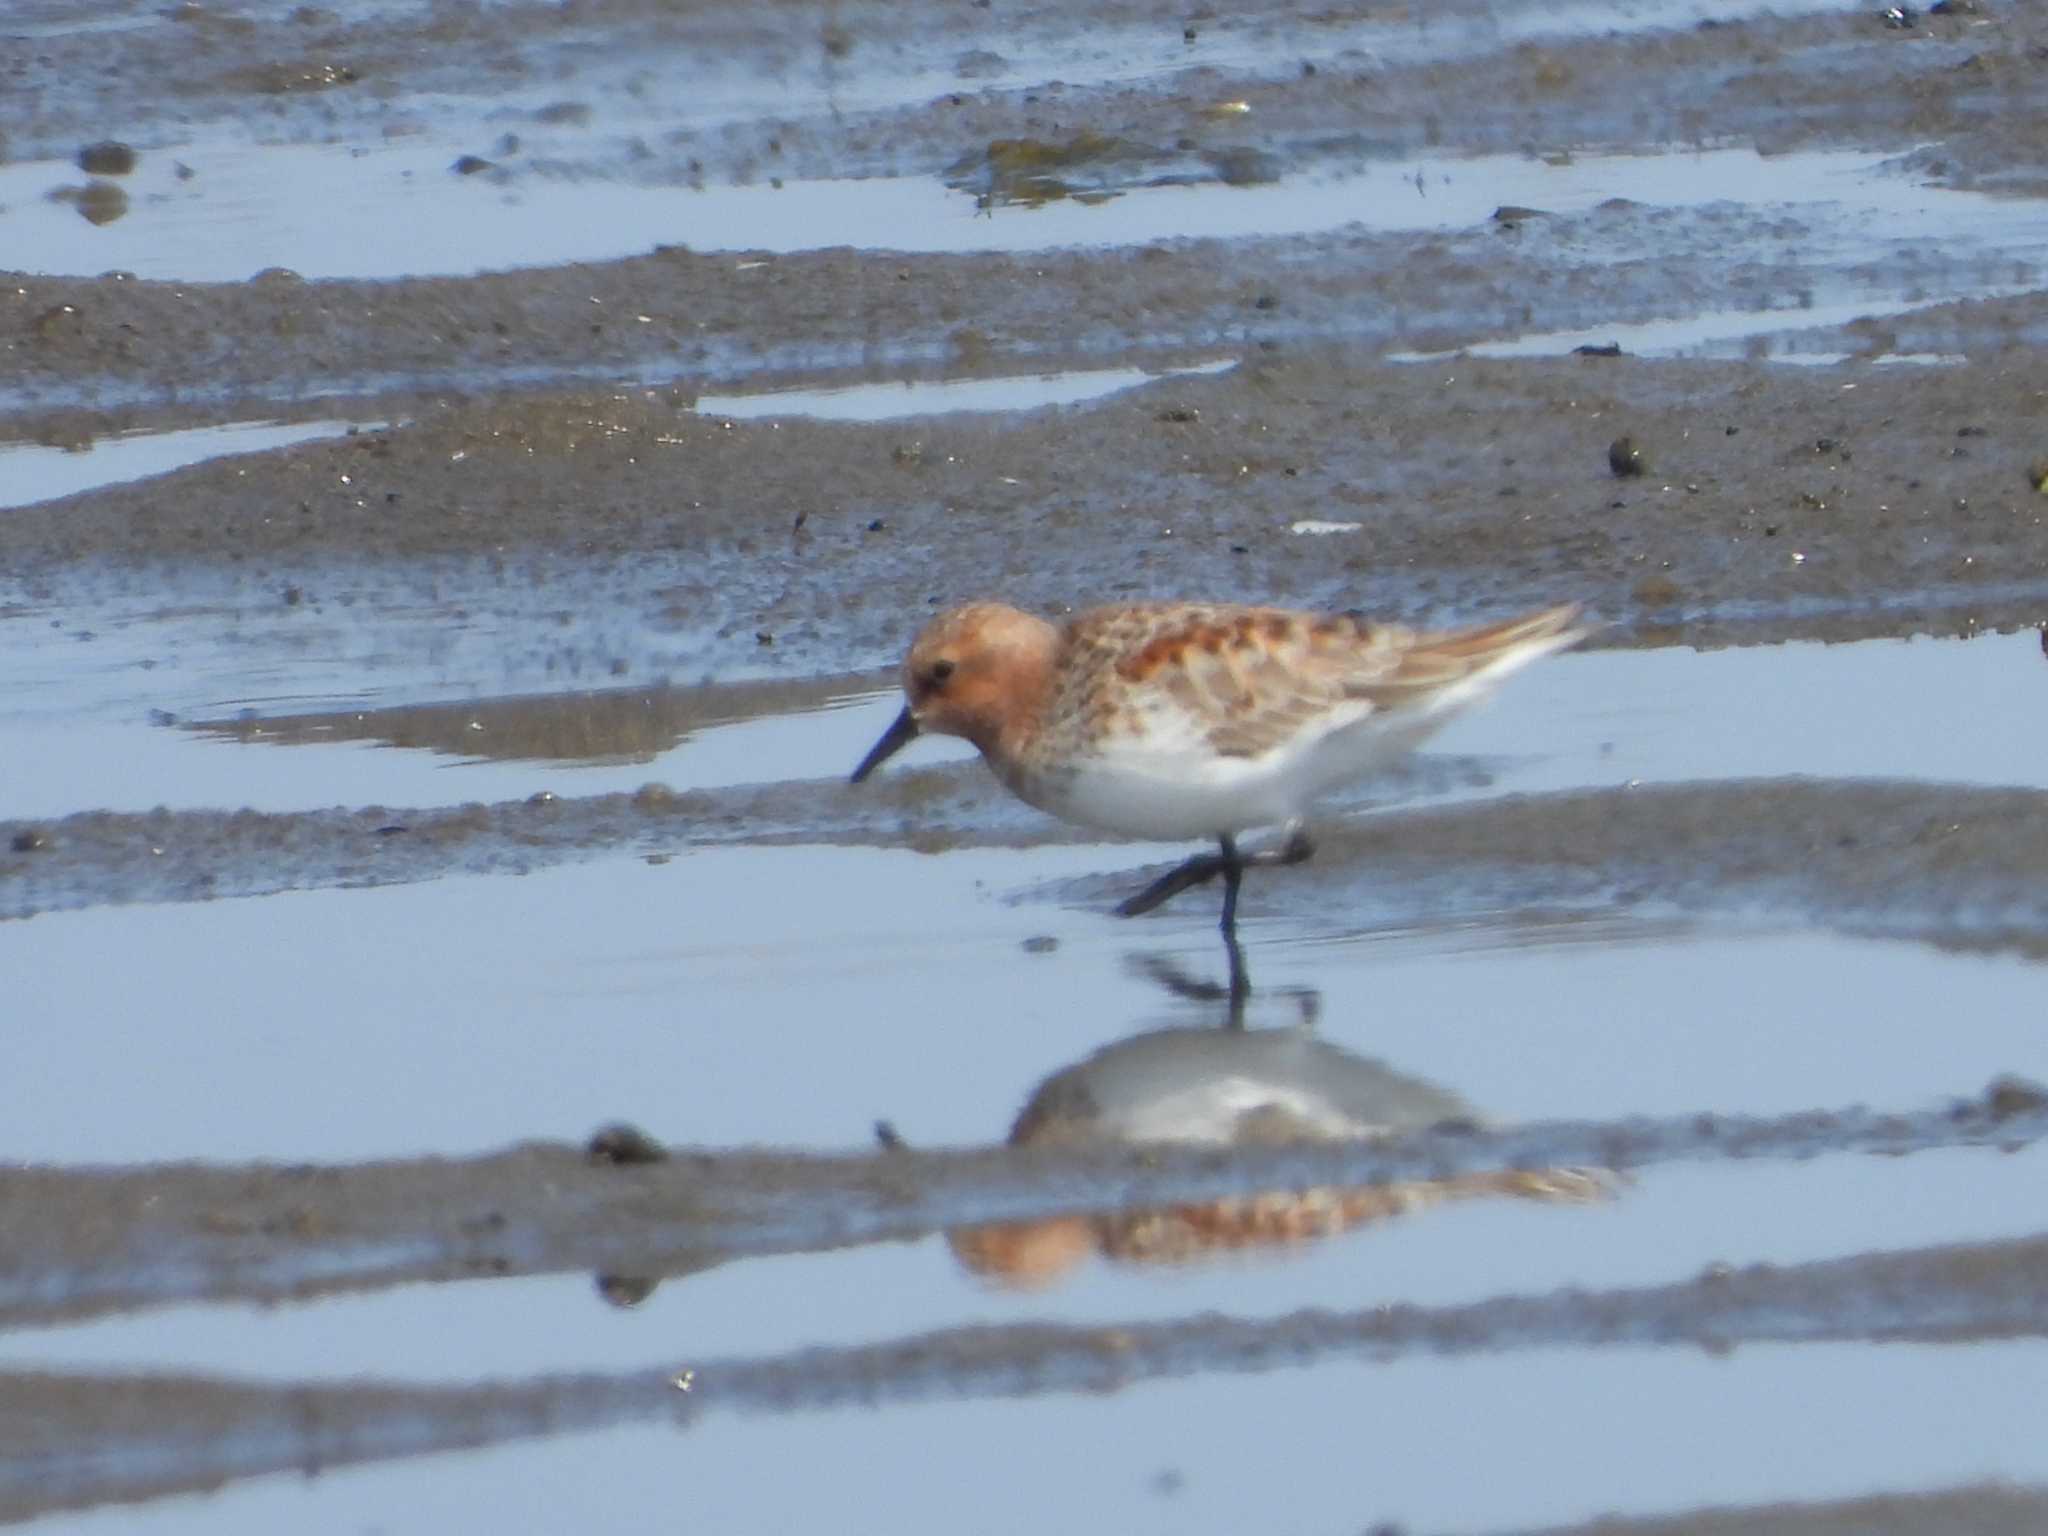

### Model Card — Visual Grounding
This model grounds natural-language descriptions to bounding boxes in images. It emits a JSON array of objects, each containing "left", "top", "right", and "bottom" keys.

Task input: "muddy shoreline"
[
  {"left": 10, "top": 1214, "right": 2048, "bottom": 1523},
  {"left": 10, "top": 354, "right": 2048, "bottom": 679},
  {"left": 10, "top": 0, "right": 2048, "bottom": 1527},
  {"left": 13, "top": 777, "right": 2048, "bottom": 950},
  {"left": 10, "top": 1, "right": 2043, "bottom": 180},
  {"left": 3, "top": 1079, "right": 2039, "bottom": 1328},
  {"left": 6, "top": 1082, "right": 2045, "bottom": 1521}
]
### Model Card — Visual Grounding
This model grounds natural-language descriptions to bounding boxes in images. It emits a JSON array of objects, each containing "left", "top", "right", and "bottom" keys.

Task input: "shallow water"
[
  {"left": 694, "top": 358, "right": 1236, "bottom": 422},
  {"left": 6, "top": 143, "right": 2037, "bottom": 284},
  {"left": 19, "top": 1339, "right": 2048, "bottom": 1535},
  {"left": 4, "top": 627, "right": 2042, "bottom": 821},
  {"left": 0, "top": 419, "right": 373, "bottom": 511},
  {"left": 12, "top": 664, "right": 2048, "bottom": 1525},
  {"left": 1403, "top": 292, "right": 2031, "bottom": 362},
  {"left": 10, "top": 0, "right": 2048, "bottom": 1527},
  {"left": 10, "top": 836, "right": 2045, "bottom": 1162},
  {"left": 6, "top": 1142, "right": 2036, "bottom": 1378}
]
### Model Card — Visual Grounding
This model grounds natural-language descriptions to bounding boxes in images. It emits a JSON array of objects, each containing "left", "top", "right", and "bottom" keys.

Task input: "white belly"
[{"left": 1015, "top": 702, "right": 1454, "bottom": 841}]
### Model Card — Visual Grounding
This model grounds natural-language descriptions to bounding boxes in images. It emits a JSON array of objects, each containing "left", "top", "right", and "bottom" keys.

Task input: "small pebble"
[
  {"left": 587, "top": 1122, "right": 669, "bottom": 1165},
  {"left": 77, "top": 140, "right": 137, "bottom": 175},
  {"left": 1608, "top": 436, "right": 1648, "bottom": 477},
  {"left": 595, "top": 1274, "right": 660, "bottom": 1307}
]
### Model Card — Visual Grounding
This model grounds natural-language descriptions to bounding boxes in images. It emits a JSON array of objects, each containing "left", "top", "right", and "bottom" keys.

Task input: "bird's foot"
[
  {"left": 1113, "top": 828, "right": 1316, "bottom": 919},
  {"left": 1114, "top": 850, "right": 1229, "bottom": 917}
]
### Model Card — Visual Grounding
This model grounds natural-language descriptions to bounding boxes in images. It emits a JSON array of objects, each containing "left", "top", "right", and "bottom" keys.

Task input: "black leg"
[
  {"left": 1114, "top": 845, "right": 1230, "bottom": 917},
  {"left": 1215, "top": 836, "right": 1253, "bottom": 1023},
  {"left": 1216, "top": 834, "right": 1243, "bottom": 932},
  {"left": 1115, "top": 827, "right": 1317, "bottom": 919},
  {"left": 1221, "top": 925, "right": 1250, "bottom": 1026}
]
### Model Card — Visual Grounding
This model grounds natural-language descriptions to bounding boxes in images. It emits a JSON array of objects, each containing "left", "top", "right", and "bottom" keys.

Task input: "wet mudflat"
[{"left": 8, "top": 0, "right": 2048, "bottom": 1529}]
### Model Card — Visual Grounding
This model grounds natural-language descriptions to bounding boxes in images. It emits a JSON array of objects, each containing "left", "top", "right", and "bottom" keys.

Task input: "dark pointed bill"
[{"left": 850, "top": 705, "right": 920, "bottom": 783}]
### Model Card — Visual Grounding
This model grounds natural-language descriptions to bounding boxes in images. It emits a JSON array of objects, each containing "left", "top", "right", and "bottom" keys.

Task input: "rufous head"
[{"left": 849, "top": 602, "right": 1057, "bottom": 781}]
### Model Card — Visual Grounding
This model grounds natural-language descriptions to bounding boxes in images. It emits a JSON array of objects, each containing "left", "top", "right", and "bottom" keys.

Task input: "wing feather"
[{"left": 1058, "top": 601, "right": 1584, "bottom": 763}]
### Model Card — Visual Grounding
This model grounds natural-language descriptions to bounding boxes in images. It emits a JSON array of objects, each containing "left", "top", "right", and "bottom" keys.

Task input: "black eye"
[{"left": 928, "top": 659, "right": 956, "bottom": 685}]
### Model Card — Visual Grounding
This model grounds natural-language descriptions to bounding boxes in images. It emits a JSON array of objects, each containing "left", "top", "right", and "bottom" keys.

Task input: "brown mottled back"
[{"left": 1046, "top": 602, "right": 1577, "bottom": 761}]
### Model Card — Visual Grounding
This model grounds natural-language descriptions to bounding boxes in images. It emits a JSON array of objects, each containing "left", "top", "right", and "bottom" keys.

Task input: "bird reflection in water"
[{"left": 949, "top": 957, "right": 1607, "bottom": 1288}]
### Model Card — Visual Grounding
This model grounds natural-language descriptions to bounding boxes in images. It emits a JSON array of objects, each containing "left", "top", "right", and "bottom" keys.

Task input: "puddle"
[
  {"left": 2, "top": 0, "right": 1858, "bottom": 168},
  {"left": 175, "top": 673, "right": 890, "bottom": 766},
  {"left": 7, "top": 835, "right": 2045, "bottom": 1165},
  {"left": 508, "top": 1346, "right": 2048, "bottom": 1533},
  {"left": 1774, "top": 350, "right": 1972, "bottom": 368},
  {"left": 0, "top": 559, "right": 764, "bottom": 758},
  {"left": 0, "top": 680, "right": 952, "bottom": 821},
  {"left": 5, "top": 144, "right": 2040, "bottom": 280},
  {"left": 0, "top": 419, "right": 371, "bottom": 511},
  {"left": 694, "top": 358, "right": 1234, "bottom": 422},
  {"left": 5, "top": 627, "right": 2044, "bottom": 823},
  {"left": 15, "top": 1333, "right": 2048, "bottom": 1534},
  {"left": 1402, "top": 291, "right": 2037, "bottom": 363},
  {"left": 9, "top": 2, "right": 2048, "bottom": 1527},
  {"left": 1471, "top": 629, "right": 2048, "bottom": 797},
  {"left": 10, "top": 625, "right": 2048, "bottom": 1526},
  {"left": 1, "top": 6, "right": 163, "bottom": 41},
  {"left": 2, "top": 1140, "right": 2036, "bottom": 1381}
]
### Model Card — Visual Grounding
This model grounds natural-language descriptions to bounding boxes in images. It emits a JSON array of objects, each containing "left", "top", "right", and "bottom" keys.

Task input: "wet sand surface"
[{"left": 9, "top": 0, "right": 2048, "bottom": 1529}]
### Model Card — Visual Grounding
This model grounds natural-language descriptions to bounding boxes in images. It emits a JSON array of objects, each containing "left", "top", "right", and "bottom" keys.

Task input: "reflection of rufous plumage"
[
  {"left": 952, "top": 1168, "right": 1609, "bottom": 1289},
  {"left": 948, "top": 1025, "right": 1611, "bottom": 1289}
]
